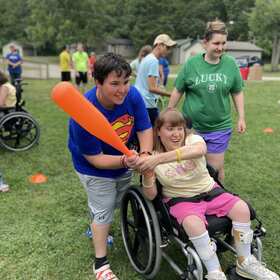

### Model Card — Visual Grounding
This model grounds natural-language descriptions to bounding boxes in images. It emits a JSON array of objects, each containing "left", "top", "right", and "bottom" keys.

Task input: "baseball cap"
[{"left": 153, "top": 34, "right": 177, "bottom": 47}]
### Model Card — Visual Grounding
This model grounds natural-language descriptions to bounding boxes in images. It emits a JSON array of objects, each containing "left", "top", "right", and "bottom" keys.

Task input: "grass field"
[{"left": 0, "top": 79, "right": 279, "bottom": 280}]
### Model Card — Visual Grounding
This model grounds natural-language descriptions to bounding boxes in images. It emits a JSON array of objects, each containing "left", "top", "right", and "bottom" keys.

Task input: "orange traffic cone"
[
  {"left": 263, "top": 128, "right": 274, "bottom": 133},
  {"left": 29, "top": 173, "right": 48, "bottom": 184}
]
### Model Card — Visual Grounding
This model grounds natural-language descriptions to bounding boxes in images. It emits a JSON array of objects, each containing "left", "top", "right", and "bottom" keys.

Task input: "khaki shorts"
[{"left": 77, "top": 171, "right": 132, "bottom": 225}]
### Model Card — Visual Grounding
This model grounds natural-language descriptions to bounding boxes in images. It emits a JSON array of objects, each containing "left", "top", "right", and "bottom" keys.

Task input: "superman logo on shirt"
[{"left": 111, "top": 114, "right": 134, "bottom": 144}]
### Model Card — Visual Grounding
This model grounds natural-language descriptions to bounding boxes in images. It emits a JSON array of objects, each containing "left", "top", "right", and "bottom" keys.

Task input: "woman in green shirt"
[{"left": 168, "top": 20, "right": 245, "bottom": 181}]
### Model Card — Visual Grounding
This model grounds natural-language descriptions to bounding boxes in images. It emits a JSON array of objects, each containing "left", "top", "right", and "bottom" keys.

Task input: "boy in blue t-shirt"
[{"left": 68, "top": 53, "right": 153, "bottom": 280}]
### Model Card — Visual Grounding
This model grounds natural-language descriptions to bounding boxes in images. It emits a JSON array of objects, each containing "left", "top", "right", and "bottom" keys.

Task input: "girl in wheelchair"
[
  {"left": 0, "top": 71, "right": 16, "bottom": 108},
  {"left": 138, "top": 108, "right": 278, "bottom": 280}
]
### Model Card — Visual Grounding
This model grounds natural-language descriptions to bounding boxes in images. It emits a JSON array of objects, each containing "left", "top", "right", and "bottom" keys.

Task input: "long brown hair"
[
  {"left": 204, "top": 19, "right": 228, "bottom": 41},
  {"left": 154, "top": 108, "right": 188, "bottom": 152}
]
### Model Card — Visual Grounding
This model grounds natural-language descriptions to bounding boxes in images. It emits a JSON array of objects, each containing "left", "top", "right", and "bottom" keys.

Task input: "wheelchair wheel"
[
  {"left": 0, "top": 112, "right": 40, "bottom": 152},
  {"left": 120, "top": 186, "right": 162, "bottom": 279}
]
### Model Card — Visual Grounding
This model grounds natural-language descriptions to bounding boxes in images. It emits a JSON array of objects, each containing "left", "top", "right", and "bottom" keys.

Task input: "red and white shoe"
[
  {"left": 0, "top": 184, "right": 9, "bottom": 192},
  {"left": 95, "top": 264, "right": 119, "bottom": 280}
]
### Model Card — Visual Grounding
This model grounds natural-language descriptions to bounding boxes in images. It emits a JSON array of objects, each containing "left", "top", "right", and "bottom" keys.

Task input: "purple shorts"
[
  {"left": 197, "top": 129, "right": 232, "bottom": 153},
  {"left": 165, "top": 185, "right": 240, "bottom": 225}
]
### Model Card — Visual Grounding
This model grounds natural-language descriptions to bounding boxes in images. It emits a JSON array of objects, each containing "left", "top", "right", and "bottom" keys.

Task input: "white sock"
[
  {"left": 189, "top": 231, "right": 221, "bottom": 273},
  {"left": 232, "top": 221, "right": 252, "bottom": 262}
]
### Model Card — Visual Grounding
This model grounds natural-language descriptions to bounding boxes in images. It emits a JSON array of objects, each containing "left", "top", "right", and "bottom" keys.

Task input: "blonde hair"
[
  {"left": 154, "top": 108, "right": 188, "bottom": 153},
  {"left": 204, "top": 19, "right": 228, "bottom": 41}
]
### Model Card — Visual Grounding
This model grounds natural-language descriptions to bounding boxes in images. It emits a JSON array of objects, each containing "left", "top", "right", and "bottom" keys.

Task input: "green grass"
[{"left": 0, "top": 79, "right": 280, "bottom": 279}]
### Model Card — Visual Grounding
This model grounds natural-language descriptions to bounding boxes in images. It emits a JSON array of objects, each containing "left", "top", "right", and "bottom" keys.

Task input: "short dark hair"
[
  {"left": 0, "top": 71, "right": 8, "bottom": 85},
  {"left": 94, "top": 53, "right": 131, "bottom": 84}
]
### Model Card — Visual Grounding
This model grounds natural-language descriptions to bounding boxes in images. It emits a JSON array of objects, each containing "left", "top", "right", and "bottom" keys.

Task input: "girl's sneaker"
[
  {"left": 236, "top": 255, "right": 279, "bottom": 280},
  {"left": 0, "top": 184, "right": 9, "bottom": 192}
]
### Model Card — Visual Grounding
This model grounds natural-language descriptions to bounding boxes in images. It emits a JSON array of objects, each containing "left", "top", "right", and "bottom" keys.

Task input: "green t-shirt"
[
  {"left": 175, "top": 53, "right": 244, "bottom": 132},
  {"left": 72, "top": 51, "right": 89, "bottom": 72}
]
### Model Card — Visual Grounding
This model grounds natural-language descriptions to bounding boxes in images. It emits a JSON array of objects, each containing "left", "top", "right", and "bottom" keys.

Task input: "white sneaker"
[
  {"left": 236, "top": 255, "right": 279, "bottom": 280},
  {"left": 206, "top": 270, "right": 227, "bottom": 280},
  {"left": 0, "top": 184, "right": 9, "bottom": 192}
]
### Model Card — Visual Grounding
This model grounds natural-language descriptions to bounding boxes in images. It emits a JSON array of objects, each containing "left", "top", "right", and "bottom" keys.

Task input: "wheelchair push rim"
[
  {"left": 120, "top": 186, "right": 162, "bottom": 278},
  {"left": 0, "top": 112, "right": 40, "bottom": 152}
]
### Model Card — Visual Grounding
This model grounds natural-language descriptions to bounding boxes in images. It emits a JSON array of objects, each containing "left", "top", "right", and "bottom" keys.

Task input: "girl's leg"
[
  {"left": 227, "top": 200, "right": 279, "bottom": 280},
  {"left": 182, "top": 215, "right": 225, "bottom": 278},
  {"left": 227, "top": 199, "right": 251, "bottom": 263}
]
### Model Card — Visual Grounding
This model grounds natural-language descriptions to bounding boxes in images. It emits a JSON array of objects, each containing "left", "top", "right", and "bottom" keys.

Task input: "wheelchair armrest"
[{"left": 206, "top": 164, "right": 219, "bottom": 181}]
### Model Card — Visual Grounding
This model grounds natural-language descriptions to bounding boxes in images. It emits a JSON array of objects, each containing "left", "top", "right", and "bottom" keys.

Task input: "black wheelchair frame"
[
  {"left": 120, "top": 167, "right": 266, "bottom": 280},
  {"left": 0, "top": 79, "right": 40, "bottom": 151}
]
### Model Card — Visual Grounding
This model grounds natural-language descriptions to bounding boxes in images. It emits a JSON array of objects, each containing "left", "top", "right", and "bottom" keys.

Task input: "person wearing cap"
[
  {"left": 5, "top": 45, "right": 23, "bottom": 85},
  {"left": 135, "top": 34, "right": 176, "bottom": 126}
]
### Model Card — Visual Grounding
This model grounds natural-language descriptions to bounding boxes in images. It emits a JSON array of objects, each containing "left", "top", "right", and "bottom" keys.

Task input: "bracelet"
[
  {"left": 175, "top": 149, "right": 181, "bottom": 163},
  {"left": 142, "top": 176, "right": 156, "bottom": 189},
  {"left": 120, "top": 155, "right": 128, "bottom": 168},
  {"left": 139, "top": 151, "right": 152, "bottom": 156}
]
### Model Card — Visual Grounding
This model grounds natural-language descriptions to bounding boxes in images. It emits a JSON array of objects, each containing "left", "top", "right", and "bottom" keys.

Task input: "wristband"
[{"left": 175, "top": 149, "right": 181, "bottom": 163}]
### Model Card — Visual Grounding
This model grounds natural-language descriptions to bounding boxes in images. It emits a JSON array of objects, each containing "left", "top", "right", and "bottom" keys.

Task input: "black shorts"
[
  {"left": 61, "top": 71, "right": 71, "bottom": 81},
  {"left": 75, "top": 72, "right": 88, "bottom": 85},
  {"left": 147, "top": 107, "right": 159, "bottom": 127}
]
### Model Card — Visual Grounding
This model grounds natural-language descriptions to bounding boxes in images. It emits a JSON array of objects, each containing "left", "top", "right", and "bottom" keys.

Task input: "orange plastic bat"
[{"left": 51, "top": 82, "right": 133, "bottom": 157}]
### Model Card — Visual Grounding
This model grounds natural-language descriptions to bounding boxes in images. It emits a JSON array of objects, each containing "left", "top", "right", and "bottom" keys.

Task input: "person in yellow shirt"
[
  {"left": 0, "top": 71, "right": 16, "bottom": 108},
  {"left": 59, "top": 45, "right": 72, "bottom": 82},
  {"left": 72, "top": 43, "right": 89, "bottom": 92}
]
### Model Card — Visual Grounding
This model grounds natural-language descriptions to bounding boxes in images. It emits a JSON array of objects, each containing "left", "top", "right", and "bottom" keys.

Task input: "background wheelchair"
[
  {"left": 120, "top": 167, "right": 266, "bottom": 280},
  {"left": 0, "top": 79, "right": 40, "bottom": 152}
]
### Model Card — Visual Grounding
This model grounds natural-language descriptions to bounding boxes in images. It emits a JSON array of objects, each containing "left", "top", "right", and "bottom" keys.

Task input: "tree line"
[{"left": 1, "top": 0, "right": 279, "bottom": 70}]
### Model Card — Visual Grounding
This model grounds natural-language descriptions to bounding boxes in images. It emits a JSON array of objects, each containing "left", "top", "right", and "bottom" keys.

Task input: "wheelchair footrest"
[{"left": 227, "top": 266, "right": 250, "bottom": 280}]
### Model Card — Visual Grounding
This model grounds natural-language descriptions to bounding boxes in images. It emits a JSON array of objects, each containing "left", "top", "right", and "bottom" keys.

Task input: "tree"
[
  {"left": 222, "top": 0, "right": 255, "bottom": 41},
  {"left": 249, "top": 0, "right": 280, "bottom": 71},
  {"left": 0, "top": 0, "right": 29, "bottom": 46}
]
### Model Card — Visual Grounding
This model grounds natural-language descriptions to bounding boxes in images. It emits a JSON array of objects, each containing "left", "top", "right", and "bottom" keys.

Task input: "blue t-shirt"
[
  {"left": 159, "top": 57, "right": 170, "bottom": 75},
  {"left": 68, "top": 85, "right": 151, "bottom": 178},
  {"left": 135, "top": 53, "right": 159, "bottom": 109},
  {"left": 6, "top": 52, "right": 22, "bottom": 74}
]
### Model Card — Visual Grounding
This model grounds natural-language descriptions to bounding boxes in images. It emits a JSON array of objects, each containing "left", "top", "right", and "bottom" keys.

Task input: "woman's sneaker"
[
  {"left": 236, "top": 255, "right": 279, "bottom": 280},
  {"left": 94, "top": 264, "right": 119, "bottom": 280},
  {"left": 0, "top": 184, "right": 9, "bottom": 192},
  {"left": 206, "top": 270, "right": 227, "bottom": 280}
]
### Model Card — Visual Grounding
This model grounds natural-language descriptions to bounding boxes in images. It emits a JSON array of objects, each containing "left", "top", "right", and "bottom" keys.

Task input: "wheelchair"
[
  {"left": 0, "top": 79, "right": 40, "bottom": 151},
  {"left": 120, "top": 167, "right": 266, "bottom": 280}
]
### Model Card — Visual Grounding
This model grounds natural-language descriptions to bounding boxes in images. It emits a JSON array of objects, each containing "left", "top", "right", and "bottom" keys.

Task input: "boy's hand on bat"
[{"left": 124, "top": 150, "right": 139, "bottom": 169}]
